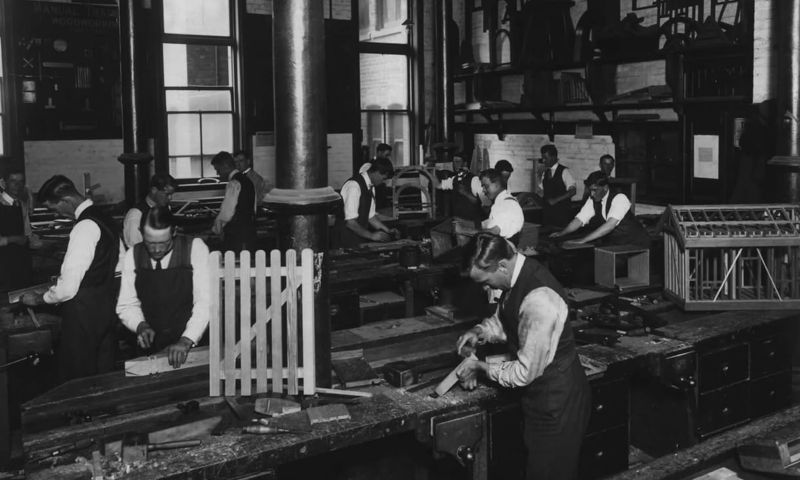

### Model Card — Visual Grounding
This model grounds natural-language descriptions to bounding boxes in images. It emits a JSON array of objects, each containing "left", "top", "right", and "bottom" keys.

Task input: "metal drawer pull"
[
  {"left": 595, "top": 450, "right": 604, "bottom": 458},
  {"left": 722, "top": 407, "right": 730, "bottom": 415},
  {"left": 721, "top": 364, "right": 729, "bottom": 374},
  {"left": 595, "top": 403, "right": 604, "bottom": 413},
  {"left": 768, "top": 351, "right": 775, "bottom": 358}
]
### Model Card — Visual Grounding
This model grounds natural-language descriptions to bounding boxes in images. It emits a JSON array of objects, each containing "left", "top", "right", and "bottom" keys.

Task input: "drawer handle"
[
  {"left": 595, "top": 450, "right": 604, "bottom": 458},
  {"left": 768, "top": 351, "right": 776, "bottom": 358},
  {"left": 595, "top": 403, "right": 604, "bottom": 413},
  {"left": 770, "top": 389, "right": 776, "bottom": 397},
  {"left": 721, "top": 364, "right": 730, "bottom": 374},
  {"left": 722, "top": 407, "right": 730, "bottom": 416}
]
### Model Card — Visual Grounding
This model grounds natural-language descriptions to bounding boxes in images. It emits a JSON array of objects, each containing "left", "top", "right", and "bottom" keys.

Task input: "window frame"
[
  {"left": 156, "top": 0, "right": 241, "bottom": 182},
  {"left": 357, "top": 0, "right": 417, "bottom": 166}
]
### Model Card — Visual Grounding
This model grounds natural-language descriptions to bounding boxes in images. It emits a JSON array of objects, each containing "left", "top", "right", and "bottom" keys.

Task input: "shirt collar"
[
  {"left": 151, "top": 250, "right": 173, "bottom": 268},
  {"left": 0, "top": 191, "right": 14, "bottom": 205},
  {"left": 228, "top": 169, "right": 240, "bottom": 181},
  {"left": 509, "top": 253, "right": 525, "bottom": 289},
  {"left": 495, "top": 189, "right": 511, "bottom": 202},
  {"left": 243, "top": 167, "right": 252, "bottom": 174},
  {"left": 361, "top": 171, "right": 374, "bottom": 189},
  {"left": 549, "top": 162, "right": 561, "bottom": 173},
  {"left": 145, "top": 196, "right": 157, "bottom": 208},
  {"left": 75, "top": 199, "right": 94, "bottom": 218}
]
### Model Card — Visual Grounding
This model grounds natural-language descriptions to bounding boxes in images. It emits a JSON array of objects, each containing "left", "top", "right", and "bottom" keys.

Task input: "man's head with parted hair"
[
  {"left": 141, "top": 205, "right": 177, "bottom": 261},
  {"left": 463, "top": 232, "right": 517, "bottom": 290}
]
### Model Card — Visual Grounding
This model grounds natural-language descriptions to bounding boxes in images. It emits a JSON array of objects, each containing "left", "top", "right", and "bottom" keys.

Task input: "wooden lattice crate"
[
  {"left": 663, "top": 204, "right": 800, "bottom": 310},
  {"left": 208, "top": 249, "right": 316, "bottom": 396}
]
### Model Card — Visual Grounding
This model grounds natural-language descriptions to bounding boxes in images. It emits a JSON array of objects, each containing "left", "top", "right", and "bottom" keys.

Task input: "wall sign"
[{"left": 693, "top": 134, "right": 719, "bottom": 180}]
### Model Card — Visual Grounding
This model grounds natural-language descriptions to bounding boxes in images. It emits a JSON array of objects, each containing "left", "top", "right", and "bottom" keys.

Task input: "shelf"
[
  {"left": 453, "top": 61, "right": 586, "bottom": 82},
  {"left": 453, "top": 101, "right": 675, "bottom": 116}
]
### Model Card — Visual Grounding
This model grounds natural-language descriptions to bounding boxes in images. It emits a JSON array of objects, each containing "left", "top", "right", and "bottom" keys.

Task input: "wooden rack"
[
  {"left": 208, "top": 249, "right": 316, "bottom": 396},
  {"left": 663, "top": 205, "right": 800, "bottom": 310}
]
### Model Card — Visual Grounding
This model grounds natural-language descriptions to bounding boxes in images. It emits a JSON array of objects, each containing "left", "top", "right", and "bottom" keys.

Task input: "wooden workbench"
[{"left": 19, "top": 306, "right": 800, "bottom": 479}]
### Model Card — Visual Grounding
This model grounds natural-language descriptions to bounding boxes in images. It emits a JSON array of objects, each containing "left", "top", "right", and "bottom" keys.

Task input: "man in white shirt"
[
  {"left": 234, "top": 150, "right": 272, "bottom": 205},
  {"left": 122, "top": 173, "right": 176, "bottom": 248},
  {"left": 455, "top": 232, "right": 590, "bottom": 480},
  {"left": 537, "top": 145, "right": 576, "bottom": 227},
  {"left": 480, "top": 168, "right": 524, "bottom": 242},
  {"left": 551, "top": 171, "right": 649, "bottom": 248},
  {"left": 582, "top": 154, "right": 615, "bottom": 201},
  {"left": 335, "top": 157, "right": 399, "bottom": 248},
  {"left": 22, "top": 175, "right": 121, "bottom": 382},
  {"left": 117, "top": 206, "right": 209, "bottom": 368},
  {"left": 211, "top": 151, "right": 257, "bottom": 252},
  {"left": 438, "top": 155, "right": 487, "bottom": 221}
]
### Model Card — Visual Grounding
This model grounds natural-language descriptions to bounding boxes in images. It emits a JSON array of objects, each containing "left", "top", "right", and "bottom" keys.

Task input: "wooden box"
[{"left": 594, "top": 245, "right": 649, "bottom": 291}]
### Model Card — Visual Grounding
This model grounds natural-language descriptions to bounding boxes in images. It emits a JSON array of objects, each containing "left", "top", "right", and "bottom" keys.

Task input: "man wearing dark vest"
[
  {"left": 335, "top": 157, "right": 398, "bottom": 248},
  {"left": 550, "top": 171, "right": 649, "bottom": 248},
  {"left": 438, "top": 154, "right": 486, "bottom": 221},
  {"left": 0, "top": 168, "right": 38, "bottom": 293},
  {"left": 211, "top": 151, "right": 257, "bottom": 252},
  {"left": 455, "top": 233, "right": 590, "bottom": 480},
  {"left": 122, "top": 173, "right": 176, "bottom": 248},
  {"left": 117, "top": 206, "right": 209, "bottom": 368},
  {"left": 538, "top": 145, "right": 576, "bottom": 227},
  {"left": 22, "top": 175, "right": 121, "bottom": 382}
]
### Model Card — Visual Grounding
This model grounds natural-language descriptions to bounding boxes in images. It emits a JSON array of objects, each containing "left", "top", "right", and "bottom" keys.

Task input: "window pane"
[
  {"left": 163, "top": 0, "right": 230, "bottom": 37},
  {"left": 359, "top": 0, "right": 408, "bottom": 44},
  {"left": 169, "top": 156, "right": 203, "bottom": 179},
  {"left": 360, "top": 111, "right": 410, "bottom": 166},
  {"left": 202, "top": 113, "right": 233, "bottom": 154},
  {"left": 164, "top": 44, "right": 231, "bottom": 87},
  {"left": 168, "top": 114, "right": 200, "bottom": 156},
  {"left": 360, "top": 53, "right": 408, "bottom": 109},
  {"left": 166, "top": 90, "right": 231, "bottom": 112}
]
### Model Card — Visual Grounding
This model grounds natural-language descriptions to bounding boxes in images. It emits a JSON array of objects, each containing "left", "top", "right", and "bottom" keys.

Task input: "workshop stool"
[{"left": 594, "top": 245, "right": 649, "bottom": 291}]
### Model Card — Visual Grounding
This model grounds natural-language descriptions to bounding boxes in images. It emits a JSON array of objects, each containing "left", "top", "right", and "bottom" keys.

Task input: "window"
[
  {"left": 0, "top": 33, "right": 5, "bottom": 155},
  {"left": 161, "top": 0, "right": 236, "bottom": 179},
  {"left": 359, "top": 0, "right": 414, "bottom": 166}
]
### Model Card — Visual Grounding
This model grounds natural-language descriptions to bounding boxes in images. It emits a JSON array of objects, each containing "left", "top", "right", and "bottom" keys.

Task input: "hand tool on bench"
[
  {"left": 115, "top": 434, "right": 202, "bottom": 463},
  {"left": 30, "top": 437, "right": 95, "bottom": 463}
]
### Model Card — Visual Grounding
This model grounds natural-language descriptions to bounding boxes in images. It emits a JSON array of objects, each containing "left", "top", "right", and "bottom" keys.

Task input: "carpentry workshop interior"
[{"left": 4, "top": 0, "right": 800, "bottom": 479}]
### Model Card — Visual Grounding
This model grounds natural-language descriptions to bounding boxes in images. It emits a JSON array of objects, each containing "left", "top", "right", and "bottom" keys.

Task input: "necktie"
[{"left": 155, "top": 260, "right": 163, "bottom": 270}]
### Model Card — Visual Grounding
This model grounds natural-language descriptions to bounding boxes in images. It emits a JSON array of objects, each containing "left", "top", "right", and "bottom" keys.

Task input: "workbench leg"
[{"left": 404, "top": 280, "right": 414, "bottom": 317}]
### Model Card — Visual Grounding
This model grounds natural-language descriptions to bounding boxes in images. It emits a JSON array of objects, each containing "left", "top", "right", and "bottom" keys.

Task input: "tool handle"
[{"left": 148, "top": 440, "right": 201, "bottom": 451}]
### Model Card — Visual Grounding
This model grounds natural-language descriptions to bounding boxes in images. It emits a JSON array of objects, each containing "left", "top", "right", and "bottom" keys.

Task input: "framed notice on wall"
[
  {"left": 693, "top": 134, "right": 719, "bottom": 180},
  {"left": 17, "top": 1, "right": 122, "bottom": 140}
]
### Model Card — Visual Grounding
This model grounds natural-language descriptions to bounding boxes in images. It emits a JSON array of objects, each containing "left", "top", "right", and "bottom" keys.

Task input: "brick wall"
[
  {"left": 251, "top": 133, "right": 353, "bottom": 190},
  {"left": 24, "top": 139, "right": 126, "bottom": 204},
  {"left": 473, "top": 133, "right": 614, "bottom": 199},
  {"left": 752, "top": 0, "right": 775, "bottom": 103}
]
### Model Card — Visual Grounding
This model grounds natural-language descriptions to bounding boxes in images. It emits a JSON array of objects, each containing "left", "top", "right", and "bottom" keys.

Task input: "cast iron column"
[
  {"left": 117, "top": 0, "right": 152, "bottom": 207},
  {"left": 266, "top": 0, "right": 338, "bottom": 388},
  {"left": 435, "top": 0, "right": 454, "bottom": 145}
]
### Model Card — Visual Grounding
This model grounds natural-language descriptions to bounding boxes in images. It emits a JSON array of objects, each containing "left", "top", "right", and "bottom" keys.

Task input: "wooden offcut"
[
  {"left": 208, "top": 249, "right": 317, "bottom": 396},
  {"left": 306, "top": 404, "right": 351, "bottom": 425},
  {"left": 125, "top": 347, "right": 210, "bottom": 377}
]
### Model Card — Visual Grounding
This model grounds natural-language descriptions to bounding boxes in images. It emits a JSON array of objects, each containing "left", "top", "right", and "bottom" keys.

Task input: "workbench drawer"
[
  {"left": 698, "top": 344, "right": 749, "bottom": 392},
  {"left": 750, "top": 370, "right": 791, "bottom": 419},
  {"left": 578, "top": 425, "right": 629, "bottom": 480},
  {"left": 586, "top": 378, "right": 629, "bottom": 435},
  {"left": 696, "top": 382, "right": 749, "bottom": 437},
  {"left": 750, "top": 336, "right": 790, "bottom": 378}
]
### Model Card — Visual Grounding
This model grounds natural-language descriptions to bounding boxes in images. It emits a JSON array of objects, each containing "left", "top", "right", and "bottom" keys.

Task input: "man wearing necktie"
[
  {"left": 538, "top": 145, "right": 576, "bottom": 228},
  {"left": 455, "top": 232, "right": 589, "bottom": 480},
  {"left": 334, "top": 157, "right": 399, "bottom": 248},
  {"left": 116, "top": 206, "right": 210, "bottom": 368}
]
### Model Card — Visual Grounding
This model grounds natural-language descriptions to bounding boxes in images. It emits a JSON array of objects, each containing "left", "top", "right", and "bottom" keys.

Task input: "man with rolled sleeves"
[{"left": 117, "top": 206, "right": 210, "bottom": 368}]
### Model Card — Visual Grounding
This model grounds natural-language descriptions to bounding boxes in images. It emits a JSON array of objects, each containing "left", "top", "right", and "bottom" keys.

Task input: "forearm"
[
  {"left": 346, "top": 219, "right": 376, "bottom": 240},
  {"left": 368, "top": 216, "right": 390, "bottom": 232},
  {"left": 559, "top": 218, "right": 582, "bottom": 235},
  {"left": 581, "top": 219, "right": 617, "bottom": 242},
  {"left": 554, "top": 187, "right": 576, "bottom": 203}
]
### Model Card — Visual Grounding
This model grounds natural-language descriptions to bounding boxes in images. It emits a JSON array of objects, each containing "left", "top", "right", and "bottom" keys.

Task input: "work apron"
[
  {"left": 0, "top": 202, "right": 32, "bottom": 293},
  {"left": 59, "top": 284, "right": 116, "bottom": 382},
  {"left": 134, "top": 242, "right": 194, "bottom": 352}
]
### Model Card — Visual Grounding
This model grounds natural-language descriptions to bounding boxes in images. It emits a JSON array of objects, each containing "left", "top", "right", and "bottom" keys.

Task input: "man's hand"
[
  {"left": 383, "top": 227, "right": 400, "bottom": 239},
  {"left": 456, "top": 358, "right": 486, "bottom": 391},
  {"left": 547, "top": 197, "right": 558, "bottom": 206},
  {"left": 549, "top": 230, "right": 564, "bottom": 239},
  {"left": 456, "top": 328, "right": 480, "bottom": 357},
  {"left": 371, "top": 230, "right": 392, "bottom": 242},
  {"left": 136, "top": 322, "right": 156, "bottom": 349},
  {"left": 211, "top": 220, "right": 224, "bottom": 235},
  {"left": 166, "top": 337, "right": 194, "bottom": 368},
  {"left": 21, "top": 292, "right": 42, "bottom": 306}
]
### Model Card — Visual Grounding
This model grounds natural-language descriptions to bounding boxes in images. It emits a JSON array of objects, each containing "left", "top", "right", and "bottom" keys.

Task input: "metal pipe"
[
  {"left": 269, "top": 0, "right": 335, "bottom": 387},
  {"left": 118, "top": 0, "right": 144, "bottom": 154},
  {"left": 435, "top": 0, "right": 454, "bottom": 144}
]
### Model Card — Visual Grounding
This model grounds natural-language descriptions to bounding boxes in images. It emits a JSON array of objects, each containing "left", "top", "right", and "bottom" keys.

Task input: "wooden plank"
[
  {"left": 270, "top": 249, "right": 283, "bottom": 394},
  {"left": 255, "top": 251, "right": 268, "bottom": 393},
  {"left": 147, "top": 416, "right": 223, "bottom": 444},
  {"left": 209, "top": 252, "right": 221, "bottom": 396},
  {"left": 224, "top": 251, "right": 237, "bottom": 396},
  {"left": 125, "top": 347, "right": 210, "bottom": 376},
  {"left": 240, "top": 251, "right": 252, "bottom": 396},
  {"left": 330, "top": 315, "right": 475, "bottom": 352},
  {"left": 286, "top": 249, "right": 298, "bottom": 395},
  {"left": 302, "top": 249, "right": 315, "bottom": 395}
]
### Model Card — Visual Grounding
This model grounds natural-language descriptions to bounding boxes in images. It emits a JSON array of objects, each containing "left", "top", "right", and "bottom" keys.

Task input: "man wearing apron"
[
  {"left": 117, "top": 206, "right": 209, "bottom": 368},
  {"left": 22, "top": 175, "right": 120, "bottom": 382},
  {"left": 550, "top": 171, "right": 649, "bottom": 249},
  {"left": 456, "top": 233, "right": 590, "bottom": 479},
  {"left": 0, "top": 169, "right": 34, "bottom": 293}
]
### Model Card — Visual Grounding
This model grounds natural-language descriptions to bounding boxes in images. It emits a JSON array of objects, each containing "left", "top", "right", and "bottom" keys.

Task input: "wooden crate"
[
  {"left": 594, "top": 245, "right": 649, "bottom": 291},
  {"left": 208, "top": 249, "right": 316, "bottom": 396},
  {"left": 663, "top": 204, "right": 800, "bottom": 310}
]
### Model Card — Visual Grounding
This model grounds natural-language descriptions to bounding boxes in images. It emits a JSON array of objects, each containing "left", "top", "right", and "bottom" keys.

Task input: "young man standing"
[
  {"left": 211, "top": 151, "right": 257, "bottom": 253},
  {"left": 122, "top": 173, "right": 176, "bottom": 248}
]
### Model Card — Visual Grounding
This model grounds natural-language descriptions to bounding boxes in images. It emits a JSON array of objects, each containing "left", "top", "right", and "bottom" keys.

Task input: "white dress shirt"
[
  {"left": 483, "top": 190, "right": 524, "bottom": 239},
  {"left": 340, "top": 172, "right": 376, "bottom": 221},
  {"left": 537, "top": 162, "right": 576, "bottom": 191},
  {"left": 122, "top": 196, "right": 156, "bottom": 248},
  {"left": 116, "top": 237, "right": 210, "bottom": 344},
  {"left": 575, "top": 191, "right": 631, "bottom": 226},
  {"left": 44, "top": 200, "right": 124, "bottom": 304}
]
